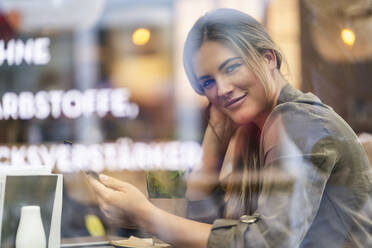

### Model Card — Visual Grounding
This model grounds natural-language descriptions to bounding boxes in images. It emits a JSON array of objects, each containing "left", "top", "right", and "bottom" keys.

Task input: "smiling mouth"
[{"left": 224, "top": 93, "right": 248, "bottom": 108}]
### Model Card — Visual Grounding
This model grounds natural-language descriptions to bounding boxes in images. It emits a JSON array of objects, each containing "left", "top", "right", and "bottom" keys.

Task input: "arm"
[
  {"left": 88, "top": 174, "right": 212, "bottom": 248},
  {"left": 186, "top": 104, "right": 236, "bottom": 200},
  {"left": 185, "top": 124, "right": 226, "bottom": 200},
  {"left": 142, "top": 204, "right": 212, "bottom": 248}
]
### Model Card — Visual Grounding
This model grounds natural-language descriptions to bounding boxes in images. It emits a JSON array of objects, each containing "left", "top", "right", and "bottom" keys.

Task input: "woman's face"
[{"left": 192, "top": 41, "right": 270, "bottom": 126}]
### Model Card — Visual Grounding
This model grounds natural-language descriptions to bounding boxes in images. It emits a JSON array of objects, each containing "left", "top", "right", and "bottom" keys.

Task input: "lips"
[{"left": 224, "top": 93, "right": 247, "bottom": 108}]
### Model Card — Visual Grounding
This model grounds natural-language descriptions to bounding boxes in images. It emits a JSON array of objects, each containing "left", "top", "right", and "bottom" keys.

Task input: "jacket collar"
[{"left": 277, "top": 83, "right": 303, "bottom": 105}]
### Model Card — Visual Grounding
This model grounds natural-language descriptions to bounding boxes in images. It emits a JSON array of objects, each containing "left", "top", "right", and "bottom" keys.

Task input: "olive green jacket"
[{"left": 188, "top": 84, "right": 372, "bottom": 248}]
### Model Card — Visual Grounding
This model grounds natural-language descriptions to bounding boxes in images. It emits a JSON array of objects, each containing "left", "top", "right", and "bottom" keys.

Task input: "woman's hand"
[
  {"left": 88, "top": 174, "right": 212, "bottom": 248},
  {"left": 87, "top": 174, "right": 154, "bottom": 229},
  {"left": 206, "top": 103, "right": 237, "bottom": 153},
  {"left": 186, "top": 103, "right": 237, "bottom": 200}
]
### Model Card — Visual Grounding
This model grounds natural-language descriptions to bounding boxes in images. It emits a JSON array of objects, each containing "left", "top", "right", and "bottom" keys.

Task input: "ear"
[{"left": 263, "top": 49, "right": 277, "bottom": 71}]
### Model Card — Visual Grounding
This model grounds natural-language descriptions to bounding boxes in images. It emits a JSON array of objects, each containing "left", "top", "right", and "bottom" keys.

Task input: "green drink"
[{"left": 146, "top": 170, "right": 187, "bottom": 198}]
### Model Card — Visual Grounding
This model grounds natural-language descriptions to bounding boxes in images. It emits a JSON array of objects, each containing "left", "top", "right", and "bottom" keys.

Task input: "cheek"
[
  {"left": 204, "top": 90, "right": 218, "bottom": 104},
  {"left": 255, "top": 87, "right": 269, "bottom": 108}
]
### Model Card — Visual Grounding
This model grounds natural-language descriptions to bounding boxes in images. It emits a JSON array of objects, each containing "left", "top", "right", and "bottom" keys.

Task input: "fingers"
[
  {"left": 99, "top": 203, "right": 138, "bottom": 229},
  {"left": 99, "top": 174, "right": 128, "bottom": 192},
  {"left": 87, "top": 175, "right": 140, "bottom": 229},
  {"left": 87, "top": 175, "right": 112, "bottom": 200}
]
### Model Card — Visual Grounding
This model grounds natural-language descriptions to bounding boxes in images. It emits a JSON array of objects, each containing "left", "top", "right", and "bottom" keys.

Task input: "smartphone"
[
  {"left": 63, "top": 140, "right": 73, "bottom": 146},
  {"left": 85, "top": 171, "right": 100, "bottom": 180}
]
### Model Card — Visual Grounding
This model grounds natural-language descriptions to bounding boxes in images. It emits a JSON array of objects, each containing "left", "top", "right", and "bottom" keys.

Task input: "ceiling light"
[
  {"left": 341, "top": 28, "right": 355, "bottom": 46},
  {"left": 132, "top": 28, "right": 151, "bottom": 46}
]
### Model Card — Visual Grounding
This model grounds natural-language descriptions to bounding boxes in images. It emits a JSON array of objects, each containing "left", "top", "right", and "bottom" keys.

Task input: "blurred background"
[{"left": 0, "top": 0, "right": 371, "bottom": 240}]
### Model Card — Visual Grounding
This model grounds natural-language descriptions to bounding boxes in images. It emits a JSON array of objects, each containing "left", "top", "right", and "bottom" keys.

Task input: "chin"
[
  {"left": 231, "top": 110, "right": 261, "bottom": 126},
  {"left": 231, "top": 115, "right": 251, "bottom": 126}
]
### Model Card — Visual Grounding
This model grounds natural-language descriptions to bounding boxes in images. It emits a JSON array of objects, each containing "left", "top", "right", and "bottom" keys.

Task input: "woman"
[{"left": 88, "top": 9, "right": 372, "bottom": 248}]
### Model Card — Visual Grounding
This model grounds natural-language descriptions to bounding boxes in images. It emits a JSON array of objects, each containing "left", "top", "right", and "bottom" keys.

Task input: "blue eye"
[
  {"left": 226, "top": 63, "right": 241, "bottom": 73},
  {"left": 202, "top": 79, "right": 215, "bottom": 89}
]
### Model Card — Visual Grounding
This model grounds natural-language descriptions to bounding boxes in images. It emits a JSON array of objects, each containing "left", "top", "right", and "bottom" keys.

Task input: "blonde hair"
[
  {"left": 183, "top": 8, "right": 288, "bottom": 108},
  {"left": 183, "top": 8, "right": 288, "bottom": 218},
  {"left": 224, "top": 123, "right": 261, "bottom": 218}
]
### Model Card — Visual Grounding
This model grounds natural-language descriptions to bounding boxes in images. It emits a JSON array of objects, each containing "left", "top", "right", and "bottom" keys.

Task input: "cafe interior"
[{"left": 0, "top": 0, "right": 371, "bottom": 247}]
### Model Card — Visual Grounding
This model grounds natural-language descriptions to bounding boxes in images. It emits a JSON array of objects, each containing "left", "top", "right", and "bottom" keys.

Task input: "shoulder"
[
  {"left": 261, "top": 89, "right": 350, "bottom": 158},
  {"left": 271, "top": 89, "right": 333, "bottom": 122},
  {"left": 264, "top": 99, "right": 330, "bottom": 148},
  {"left": 267, "top": 90, "right": 357, "bottom": 141}
]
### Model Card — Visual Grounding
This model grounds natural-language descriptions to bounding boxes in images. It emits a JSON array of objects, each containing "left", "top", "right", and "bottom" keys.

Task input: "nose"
[{"left": 216, "top": 77, "right": 233, "bottom": 100}]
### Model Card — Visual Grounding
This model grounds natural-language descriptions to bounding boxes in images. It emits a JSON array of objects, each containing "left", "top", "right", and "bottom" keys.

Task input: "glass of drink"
[{"left": 146, "top": 170, "right": 187, "bottom": 198}]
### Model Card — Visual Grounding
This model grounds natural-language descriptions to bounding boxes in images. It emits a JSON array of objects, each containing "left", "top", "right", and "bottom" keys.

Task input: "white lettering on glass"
[
  {"left": 19, "top": 92, "right": 35, "bottom": 120},
  {"left": 0, "top": 139, "right": 202, "bottom": 172},
  {"left": 2, "top": 92, "right": 18, "bottom": 120},
  {"left": 0, "top": 88, "right": 139, "bottom": 120},
  {"left": 0, "top": 38, "right": 51, "bottom": 66},
  {"left": 62, "top": 90, "right": 83, "bottom": 119}
]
